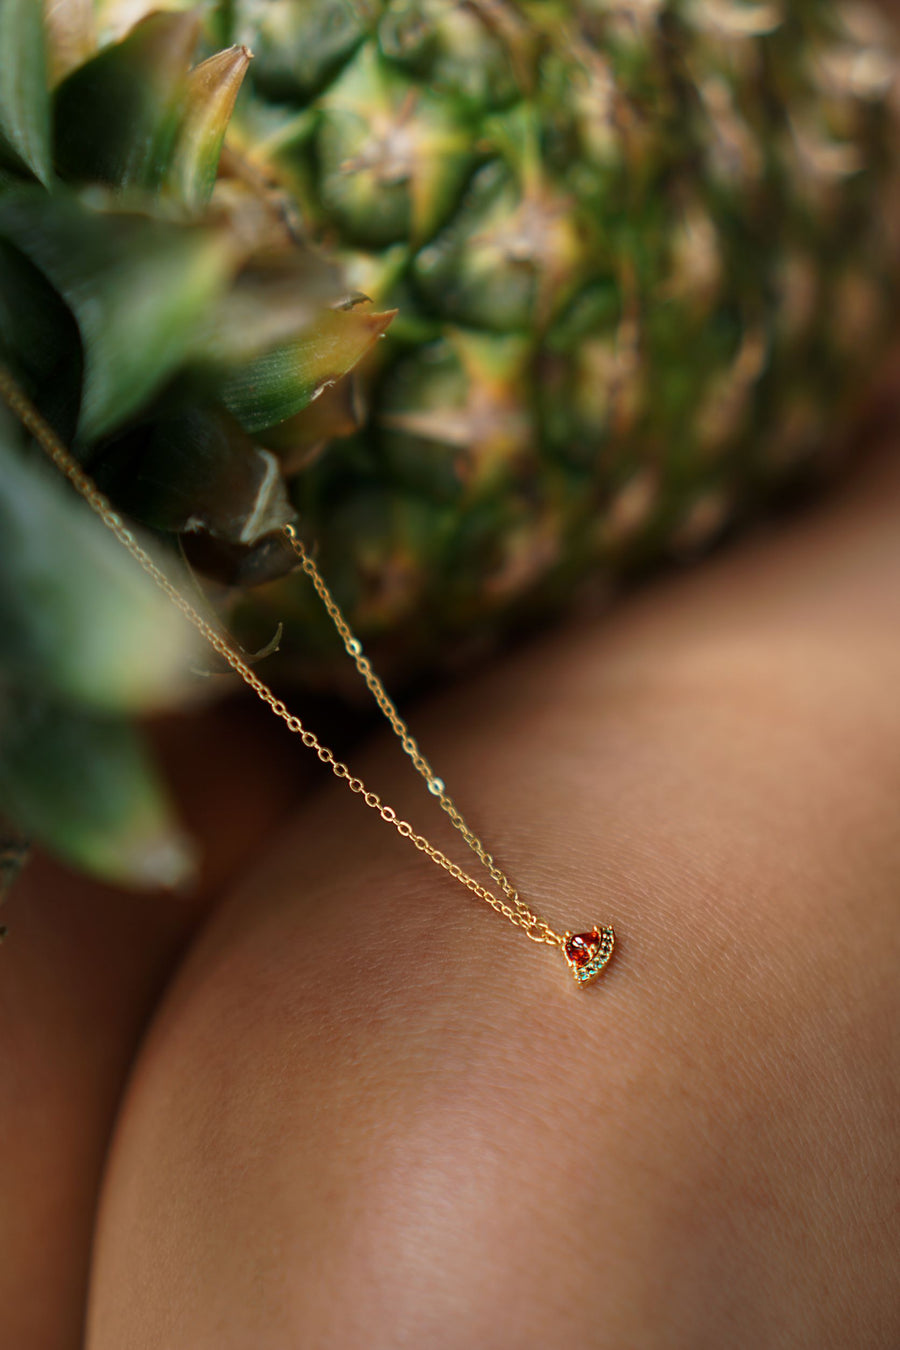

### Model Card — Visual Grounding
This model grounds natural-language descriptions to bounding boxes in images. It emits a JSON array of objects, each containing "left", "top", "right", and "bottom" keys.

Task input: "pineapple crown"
[{"left": 0, "top": 1, "right": 394, "bottom": 891}]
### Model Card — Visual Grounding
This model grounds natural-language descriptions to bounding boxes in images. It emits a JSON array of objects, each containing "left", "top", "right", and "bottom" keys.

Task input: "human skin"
[
  {"left": 0, "top": 702, "right": 310, "bottom": 1350},
  {"left": 84, "top": 438, "right": 900, "bottom": 1350}
]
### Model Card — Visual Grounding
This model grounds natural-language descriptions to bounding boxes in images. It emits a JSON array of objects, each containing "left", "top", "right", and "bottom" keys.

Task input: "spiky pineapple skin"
[{"left": 226, "top": 0, "right": 899, "bottom": 684}]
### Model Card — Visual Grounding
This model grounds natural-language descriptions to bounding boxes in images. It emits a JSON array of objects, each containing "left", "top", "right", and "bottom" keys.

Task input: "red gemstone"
[{"left": 565, "top": 929, "right": 600, "bottom": 968}]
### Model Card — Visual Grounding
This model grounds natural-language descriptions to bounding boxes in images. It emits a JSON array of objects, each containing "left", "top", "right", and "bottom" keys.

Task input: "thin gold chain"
[{"left": 0, "top": 367, "right": 563, "bottom": 948}]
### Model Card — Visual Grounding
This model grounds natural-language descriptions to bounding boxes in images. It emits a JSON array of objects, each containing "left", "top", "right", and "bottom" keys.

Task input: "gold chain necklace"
[{"left": 0, "top": 368, "right": 615, "bottom": 987}]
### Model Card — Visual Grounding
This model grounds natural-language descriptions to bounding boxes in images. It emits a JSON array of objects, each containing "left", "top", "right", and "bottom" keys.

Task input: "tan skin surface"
[
  {"left": 0, "top": 703, "right": 309, "bottom": 1350},
  {"left": 81, "top": 440, "right": 900, "bottom": 1350}
]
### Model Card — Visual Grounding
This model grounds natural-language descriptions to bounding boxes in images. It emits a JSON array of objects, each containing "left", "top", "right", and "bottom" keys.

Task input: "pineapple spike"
[
  {"left": 169, "top": 44, "right": 254, "bottom": 213},
  {"left": 221, "top": 304, "right": 398, "bottom": 433}
]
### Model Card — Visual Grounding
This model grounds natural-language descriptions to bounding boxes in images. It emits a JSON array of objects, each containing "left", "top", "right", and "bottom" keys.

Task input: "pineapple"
[
  {"left": 0, "top": 1, "right": 396, "bottom": 889},
  {"left": 227, "top": 0, "right": 899, "bottom": 681},
  {"left": 0, "top": 0, "right": 896, "bottom": 892}
]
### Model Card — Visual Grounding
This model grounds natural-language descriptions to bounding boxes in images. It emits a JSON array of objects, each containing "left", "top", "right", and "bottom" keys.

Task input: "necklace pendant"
[{"left": 563, "top": 925, "right": 616, "bottom": 986}]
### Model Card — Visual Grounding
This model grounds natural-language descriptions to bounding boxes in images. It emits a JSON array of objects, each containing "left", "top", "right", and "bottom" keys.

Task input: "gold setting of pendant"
[{"left": 563, "top": 925, "right": 616, "bottom": 986}]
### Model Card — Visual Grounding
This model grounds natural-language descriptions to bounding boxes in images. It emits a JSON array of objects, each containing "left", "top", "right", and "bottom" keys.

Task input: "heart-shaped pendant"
[{"left": 563, "top": 925, "right": 616, "bottom": 986}]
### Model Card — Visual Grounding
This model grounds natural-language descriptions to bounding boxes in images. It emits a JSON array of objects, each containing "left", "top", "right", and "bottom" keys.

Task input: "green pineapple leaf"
[
  {"left": 0, "top": 235, "right": 81, "bottom": 411},
  {"left": 196, "top": 245, "right": 353, "bottom": 368},
  {"left": 0, "top": 187, "right": 238, "bottom": 439},
  {"left": 99, "top": 404, "right": 295, "bottom": 543},
  {"left": 0, "top": 0, "right": 54, "bottom": 186},
  {"left": 54, "top": 9, "right": 201, "bottom": 189},
  {"left": 0, "top": 691, "right": 196, "bottom": 889},
  {"left": 0, "top": 419, "right": 200, "bottom": 713},
  {"left": 220, "top": 302, "right": 397, "bottom": 433}
]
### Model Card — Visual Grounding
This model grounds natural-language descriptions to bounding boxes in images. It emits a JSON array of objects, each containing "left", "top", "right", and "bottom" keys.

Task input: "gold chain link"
[{"left": 0, "top": 367, "right": 564, "bottom": 948}]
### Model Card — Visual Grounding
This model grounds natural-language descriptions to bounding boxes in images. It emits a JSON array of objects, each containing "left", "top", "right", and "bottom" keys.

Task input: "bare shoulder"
[{"left": 87, "top": 445, "right": 900, "bottom": 1349}]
